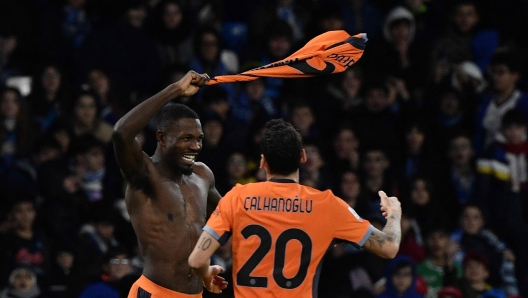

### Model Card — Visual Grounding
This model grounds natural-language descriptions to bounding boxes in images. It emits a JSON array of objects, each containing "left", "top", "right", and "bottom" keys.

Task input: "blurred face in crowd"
[
  {"left": 227, "top": 153, "right": 247, "bottom": 180},
  {"left": 340, "top": 171, "right": 361, "bottom": 203},
  {"left": 464, "top": 259, "right": 489, "bottom": 283},
  {"left": 440, "top": 92, "right": 461, "bottom": 117},
  {"left": 392, "top": 265, "right": 413, "bottom": 294},
  {"left": 364, "top": 150, "right": 389, "bottom": 178},
  {"left": 448, "top": 136, "right": 473, "bottom": 166},
  {"left": 0, "top": 36, "right": 17, "bottom": 57},
  {"left": 411, "top": 179, "right": 430, "bottom": 206},
  {"left": 1, "top": 90, "right": 20, "bottom": 118},
  {"left": 490, "top": 64, "right": 519, "bottom": 93},
  {"left": 334, "top": 129, "right": 359, "bottom": 159},
  {"left": 291, "top": 106, "right": 314, "bottom": 134},
  {"left": 322, "top": 16, "right": 344, "bottom": 31},
  {"left": 108, "top": 254, "right": 133, "bottom": 281},
  {"left": 389, "top": 20, "right": 411, "bottom": 44},
  {"left": 53, "top": 128, "right": 71, "bottom": 153},
  {"left": 68, "top": 0, "right": 86, "bottom": 9},
  {"left": 74, "top": 95, "right": 98, "bottom": 126},
  {"left": 12, "top": 269, "right": 35, "bottom": 292},
  {"left": 128, "top": 6, "right": 147, "bottom": 28},
  {"left": 268, "top": 36, "right": 291, "bottom": 59},
  {"left": 503, "top": 124, "right": 527, "bottom": 145},
  {"left": 200, "top": 33, "right": 219, "bottom": 63},
  {"left": 163, "top": 2, "right": 183, "bottom": 30},
  {"left": 426, "top": 230, "right": 449, "bottom": 258},
  {"left": 341, "top": 68, "right": 362, "bottom": 96},
  {"left": 42, "top": 66, "right": 61, "bottom": 96},
  {"left": 203, "top": 120, "right": 223, "bottom": 147},
  {"left": 96, "top": 222, "right": 115, "bottom": 239},
  {"left": 461, "top": 206, "right": 484, "bottom": 234},
  {"left": 454, "top": 4, "right": 479, "bottom": 33},
  {"left": 56, "top": 251, "right": 74, "bottom": 270},
  {"left": 84, "top": 147, "right": 105, "bottom": 171},
  {"left": 11, "top": 201, "right": 36, "bottom": 230},
  {"left": 406, "top": 127, "right": 425, "bottom": 154},
  {"left": 404, "top": 0, "right": 424, "bottom": 12},
  {"left": 88, "top": 70, "right": 110, "bottom": 99},
  {"left": 303, "top": 144, "right": 324, "bottom": 173},
  {"left": 365, "top": 88, "right": 389, "bottom": 112},
  {"left": 246, "top": 80, "right": 265, "bottom": 101}
]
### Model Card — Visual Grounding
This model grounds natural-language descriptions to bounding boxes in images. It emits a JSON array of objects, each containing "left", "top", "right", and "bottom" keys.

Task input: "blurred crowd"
[{"left": 0, "top": 0, "right": 528, "bottom": 297}]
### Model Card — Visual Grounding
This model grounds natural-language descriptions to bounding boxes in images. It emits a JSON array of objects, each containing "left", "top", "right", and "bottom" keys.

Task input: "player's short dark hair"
[
  {"left": 156, "top": 103, "right": 199, "bottom": 131},
  {"left": 502, "top": 108, "right": 527, "bottom": 129},
  {"left": 261, "top": 119, "right": 303, "bottom": 176}
]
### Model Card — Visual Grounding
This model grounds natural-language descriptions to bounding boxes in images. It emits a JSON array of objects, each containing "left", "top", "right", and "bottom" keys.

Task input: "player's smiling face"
[{"left": 164, "top": 118, "right": 203, "bottom": 175}]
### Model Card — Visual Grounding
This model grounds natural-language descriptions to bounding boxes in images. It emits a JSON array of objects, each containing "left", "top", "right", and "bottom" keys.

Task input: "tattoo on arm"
[
  {"left": 366, "top": 215, "right": 401, "bottom": 249},
  {"left": 198, "top": 238, "right": 212, "bottom": 251}
]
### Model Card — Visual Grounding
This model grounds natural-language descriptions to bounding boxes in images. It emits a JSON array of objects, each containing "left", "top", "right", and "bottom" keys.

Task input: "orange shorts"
[{"left": 128, "top": 275, "right": 202, "bottom": 298}]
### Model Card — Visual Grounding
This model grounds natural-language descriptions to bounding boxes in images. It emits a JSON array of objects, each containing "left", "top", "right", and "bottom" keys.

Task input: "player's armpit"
[{"left": 362, "top": 226, "right": 400, "bottom": 259}]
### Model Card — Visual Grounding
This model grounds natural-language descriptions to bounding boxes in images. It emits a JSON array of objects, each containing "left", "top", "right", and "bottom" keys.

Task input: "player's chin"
[{"left": 180, "top": 164, "right": 194, "bottom": 176}]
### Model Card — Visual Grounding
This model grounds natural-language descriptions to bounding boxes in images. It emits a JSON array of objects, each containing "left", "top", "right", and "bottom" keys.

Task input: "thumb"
[
  {"left": 378, "top": 191, "right": 389, "bottom": 205},
  {"left": 211, "top": 265, "right": 225, "bottom": 274}
]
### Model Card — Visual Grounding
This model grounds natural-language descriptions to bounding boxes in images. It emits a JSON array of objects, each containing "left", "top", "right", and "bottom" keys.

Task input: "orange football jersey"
[{"left": 204, "top": 179, "right": 373, "bottom": 298}]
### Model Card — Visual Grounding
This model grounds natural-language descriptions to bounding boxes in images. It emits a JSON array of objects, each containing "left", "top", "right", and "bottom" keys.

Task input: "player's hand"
[
  {"left": 174, "top": 71, "right": 210, "bottom": 97},
  {"left": 203, "top": 265, "right": 228, "bottom": 294},
  {"left": 378, "top": 190, "right": 401, "bottom": 219}
]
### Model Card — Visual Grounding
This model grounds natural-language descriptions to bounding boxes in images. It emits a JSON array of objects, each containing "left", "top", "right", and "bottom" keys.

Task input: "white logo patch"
[{"left": 348, "top": 206, "right": 363, "bottom": 221}]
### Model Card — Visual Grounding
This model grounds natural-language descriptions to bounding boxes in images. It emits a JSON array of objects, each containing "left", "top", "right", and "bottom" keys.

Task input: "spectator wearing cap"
[
  {"left": 78, "top": 246, "right": 136, "bottom": 298},
  {"left": 475, "top": 51, "right": 528, "bottom": 156},
  {"left": 0, "top": 265, "right": 42, "bottom": 298},
  {"left": 457, "top": 251, "right": 507, "bottom": 298}
]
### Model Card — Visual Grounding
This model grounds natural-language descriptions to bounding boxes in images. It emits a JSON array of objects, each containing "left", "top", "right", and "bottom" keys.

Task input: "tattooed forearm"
[
  {"left": 364, "top": 213, "right": 402, "bottom": 258},
  {"left": 198, "top": 238, "right": 212, "bottom": 250}
]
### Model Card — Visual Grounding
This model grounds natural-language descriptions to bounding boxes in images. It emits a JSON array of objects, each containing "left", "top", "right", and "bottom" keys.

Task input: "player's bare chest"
[{"left": 151, "top": 178, "right": 207, "bottom": 222}]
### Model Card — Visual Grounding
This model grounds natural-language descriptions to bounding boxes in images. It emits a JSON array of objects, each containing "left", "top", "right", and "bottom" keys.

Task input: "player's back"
[{"left": 205, "top": 179, "right": 373, "bottom": 298}]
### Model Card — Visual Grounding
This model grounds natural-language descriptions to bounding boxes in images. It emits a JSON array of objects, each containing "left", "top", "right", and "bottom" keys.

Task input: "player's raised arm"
[
  {"left": 112, "top": 71, "right": 209, "bottom": 183},
  {"left": 362, "top": 191, "right": 402, "bottom": 259}
]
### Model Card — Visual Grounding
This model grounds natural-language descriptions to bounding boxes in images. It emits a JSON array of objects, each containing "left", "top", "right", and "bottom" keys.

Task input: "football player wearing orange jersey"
[{"left": 189, "top": 119, "right": 402, "bottom": 297}]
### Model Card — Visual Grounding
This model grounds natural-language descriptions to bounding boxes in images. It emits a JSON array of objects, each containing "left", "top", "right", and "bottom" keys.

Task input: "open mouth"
[{"left": 182, "top": 154, "right": 196, "bottom": 164}]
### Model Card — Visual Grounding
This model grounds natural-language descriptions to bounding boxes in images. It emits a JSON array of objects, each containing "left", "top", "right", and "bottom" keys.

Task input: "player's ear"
[
  {"left": 300, "top": 149, "right": 307, "bottom": 164},
  {"left": 156, "top": 130, "right": 166, "bottom": 147}
]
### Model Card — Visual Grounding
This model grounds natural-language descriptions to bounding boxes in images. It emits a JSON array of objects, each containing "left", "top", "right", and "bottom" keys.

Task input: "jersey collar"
[{"left": 269, "top": 178, "right": 298, "bottom": 183}]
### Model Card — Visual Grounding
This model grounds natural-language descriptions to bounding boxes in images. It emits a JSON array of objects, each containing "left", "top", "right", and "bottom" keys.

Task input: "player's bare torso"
[{"left": 125, "top": 157, "right": 209, "bottom": 294}]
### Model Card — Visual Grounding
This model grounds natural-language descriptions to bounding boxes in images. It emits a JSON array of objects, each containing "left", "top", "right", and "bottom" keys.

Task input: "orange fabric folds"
[{"left": 206, "top": 30, "right": 367, "bottom": 85}]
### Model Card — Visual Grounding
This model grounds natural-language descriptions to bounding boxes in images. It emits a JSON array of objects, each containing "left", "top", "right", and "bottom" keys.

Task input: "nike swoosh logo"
[{"left": 287, "top": 59, "right": 336, "bottom": 75}]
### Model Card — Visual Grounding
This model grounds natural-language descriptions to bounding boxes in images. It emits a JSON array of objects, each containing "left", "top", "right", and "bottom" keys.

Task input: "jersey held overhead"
[{"left": 204, "top": 179, "right": 373, "bottom": 298}]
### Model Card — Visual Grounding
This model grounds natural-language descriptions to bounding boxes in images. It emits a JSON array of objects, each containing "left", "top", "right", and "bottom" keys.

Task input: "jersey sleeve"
[
  {"left": 331, "top": 195, "right": 373, "bottom": 246},
  {"left": 203, "top": 187, "right": 237, "bottom": 245}
]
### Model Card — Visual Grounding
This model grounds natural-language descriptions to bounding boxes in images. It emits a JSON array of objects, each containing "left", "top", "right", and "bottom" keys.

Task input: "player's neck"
[{"left": 267, "top": 171, "right": 299, "bottom": 183}]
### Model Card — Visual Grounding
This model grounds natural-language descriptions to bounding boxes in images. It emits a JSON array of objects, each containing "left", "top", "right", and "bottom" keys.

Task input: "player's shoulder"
[
  {"left": 300, "top": 184, "right": 335, "bottom": 199},
  {"left": 192, "top": 162, "right": 214, "bottom": 179}
]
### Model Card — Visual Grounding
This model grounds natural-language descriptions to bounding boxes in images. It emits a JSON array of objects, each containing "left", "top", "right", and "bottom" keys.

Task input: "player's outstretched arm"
[
  {"left": 112, "top": 71, "right": 209, "bottom": 183},
  {"left": 362, "top": 191, "right": 402, "bottom": 259},
  {"left": 188, "top": 231, "right": 228, "bottom": 293}
]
